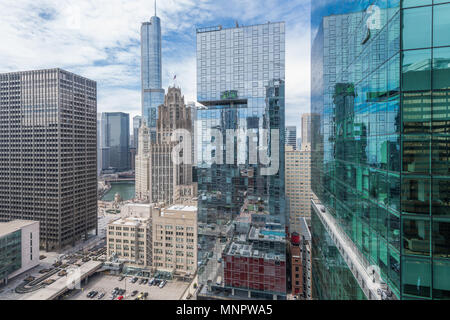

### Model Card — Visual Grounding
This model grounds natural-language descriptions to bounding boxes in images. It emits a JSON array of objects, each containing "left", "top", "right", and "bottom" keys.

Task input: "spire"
[{"left": 154, "top": 0, "right": 157, "bottom": 16}]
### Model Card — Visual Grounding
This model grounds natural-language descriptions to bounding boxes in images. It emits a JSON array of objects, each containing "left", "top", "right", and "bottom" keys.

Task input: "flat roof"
[
  {"left": 110, "top": 217, "right": 149, "bottom": 226},
  {"left": 0, "top": 220, "right": 38, "bottom": 237},
  {"left": 0, "top": 68, "right": 96, "bottom": 83},
  {"left": 196, "top": 21, "right": 285, "bottom": 33},
  {"left": 166, "top": 205, "right": 197, "bottom": 212}
]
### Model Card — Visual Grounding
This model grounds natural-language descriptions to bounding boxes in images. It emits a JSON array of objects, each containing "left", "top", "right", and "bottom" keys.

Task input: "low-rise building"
[
  {"left": 289, "top": 217, "right": 312, "bottom": 300},
  {"left": 152, "top": 205, "right": 197, "bottom": 276},
  {"left": 107, "top": 217, "right": 152, "bottom": 268},
  {"left": 0, "top": 220, "right": 39, "bottom": 285}
]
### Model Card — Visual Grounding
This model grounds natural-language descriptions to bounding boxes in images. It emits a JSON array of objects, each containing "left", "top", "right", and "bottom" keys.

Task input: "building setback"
[{"left": 0, "top": 68, "right": 97, "bottom": 250}]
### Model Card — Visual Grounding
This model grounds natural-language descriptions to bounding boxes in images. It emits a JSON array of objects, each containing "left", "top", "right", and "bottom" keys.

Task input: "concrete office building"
[
  {"left": 0, "top": 220, "right": 40, "bottom": 285},
  {"left": 0, "top": 68, "right": 97, "bottom": 250},
  {"left": 285, "top": 144, "right": 312, "bottom": 229},
  {"left": 97, "top": 113, "right": 103, "bottom": 176}
]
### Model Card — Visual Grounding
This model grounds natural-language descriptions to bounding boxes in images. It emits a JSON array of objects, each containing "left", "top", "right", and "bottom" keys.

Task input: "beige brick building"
[
  {"left": 152, "top": 205, "right": 197, "bottom": 276},
  {"left": 285, "top": 144, "right": 312, "bottom": 232},
  {"left": 107, "top": 217, "right": 152, "bottom": 268}
]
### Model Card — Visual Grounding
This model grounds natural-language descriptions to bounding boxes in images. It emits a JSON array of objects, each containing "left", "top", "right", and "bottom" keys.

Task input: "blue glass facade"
[
  {"left": 196, "top": 22, "right": 287, "bottom": 299},
  {"left": 311, "top": 0, "right": 450, "bottom": 300},
  {"left": 141, "top": 15, "right": 165, "bottom": 141}
]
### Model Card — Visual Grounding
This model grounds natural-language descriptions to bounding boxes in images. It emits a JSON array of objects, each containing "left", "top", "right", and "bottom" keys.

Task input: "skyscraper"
[
  {"left": 285, "top": 143, "right": 312, "bottom": 230},
  {"left": 141, "top": 4, "right": 165, "bottom": 142},
  {"left": 0, "top": 68, "right": 97, "bottom": 250},
  {"left": 135, "top": 87, "right": 194, "bottom": 204},
  {"left": 101, "top": 112, "right": 130, "bottom": 172},
  {"left": 311, "top": 1, "right": 450, "bottom": 300},
  {"left": 285, "top": 125, "right": 297, "bottom": 150},
  {"left": 133, "top": 115, "right": 142, "bottom": 150},
  {"left": 196, "top": 22, "right": 286, "bottom": 300},
  {"left": 300, "top": 113, "right": 318, "bottom": 148},
  {"left": 97, "top": 113, "right": 103, "bottom": 176}
]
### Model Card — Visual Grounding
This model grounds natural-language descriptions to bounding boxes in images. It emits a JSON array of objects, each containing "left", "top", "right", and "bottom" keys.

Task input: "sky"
[{"left": 0, "top": 0, "right": 311, "bottom": 135}]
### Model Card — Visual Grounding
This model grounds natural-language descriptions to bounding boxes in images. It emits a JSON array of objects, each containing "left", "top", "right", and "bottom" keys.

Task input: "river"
[{"left": 101, "top": 181, "right": 135, "bottom": 201}]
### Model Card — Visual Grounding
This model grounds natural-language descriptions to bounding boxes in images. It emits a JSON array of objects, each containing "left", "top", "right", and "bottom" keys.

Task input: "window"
[
  {"left": 403, "top": 218, "right": 430, "bottom": 256},
  {"left": 433, "top": 4, "right": 450, "bottom": 47}
]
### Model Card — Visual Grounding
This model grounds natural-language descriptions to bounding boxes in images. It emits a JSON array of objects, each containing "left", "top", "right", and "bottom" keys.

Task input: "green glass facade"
[
  {"left": 311, "top": 0, "right": 450, "bottom": 299},
  {"left": 0, "top": 230, "right": 21, "bottom": 282},
  {"left": 311, "top": 211, "right": 367, "bottom": 300}
]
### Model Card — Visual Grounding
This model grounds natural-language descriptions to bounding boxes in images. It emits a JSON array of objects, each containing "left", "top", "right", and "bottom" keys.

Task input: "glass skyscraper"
[
  {"left": 196, "top": 22, "right": 286, "bottom": 300},
  {"left": 311, "top": 0, "right": 450, "bottom": 300},
  {"left": 285, "top": 125, "right": 297, "bottom": 150},
  {"left": 141, "top": 11, "right": 165, "bottom": 142},
  {"left": 101, "top": 112, "right": 130, "bottom": 172},
  {"left": 133, "top": 115, "right": 142, "bottom": 149}
]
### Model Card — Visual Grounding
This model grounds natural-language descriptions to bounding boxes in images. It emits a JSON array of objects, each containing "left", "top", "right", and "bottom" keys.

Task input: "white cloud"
[{"left": 0, "top": 0, "right": 311, "bottom": 135}]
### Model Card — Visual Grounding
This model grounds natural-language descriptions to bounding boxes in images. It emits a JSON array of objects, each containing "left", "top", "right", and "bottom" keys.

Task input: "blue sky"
[{"left": 0, "top": 0, "right": 311, "bottom": 134}]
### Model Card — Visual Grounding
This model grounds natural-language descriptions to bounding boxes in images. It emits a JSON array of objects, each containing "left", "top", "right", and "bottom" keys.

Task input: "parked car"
[
  {"left": 118, "top": 276, "right": 125, "bottom": 281},
  {"left": 131, "top": 277, "right": 138, "bottom": 283},
  {"left": 98, "top": 293, "right": 105, "bottom": 300},
  {"left": 142, "top": 279, "right": 148, "bottom": 285},
  {"left": 149, "top": 278, "right": 155, "bottom": 286},
  {"left": 159, "top": 280, "right": 166, "bottom": 288},
  {"left": 131, "top": 290, "right": 138, "bottom": 297}
]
